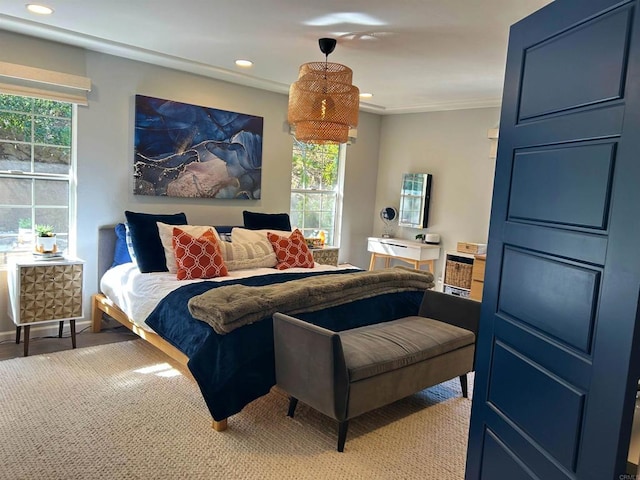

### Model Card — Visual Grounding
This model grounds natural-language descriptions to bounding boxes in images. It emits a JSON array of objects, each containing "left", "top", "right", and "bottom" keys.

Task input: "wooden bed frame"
[{"left": 92, "top": 226, "right": 228, "bottom": 432}]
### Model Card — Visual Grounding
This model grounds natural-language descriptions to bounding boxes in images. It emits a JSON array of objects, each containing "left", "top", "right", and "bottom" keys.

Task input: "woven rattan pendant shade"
[{"left": 288, "top": 42, "right": 359, "bottom": 144}]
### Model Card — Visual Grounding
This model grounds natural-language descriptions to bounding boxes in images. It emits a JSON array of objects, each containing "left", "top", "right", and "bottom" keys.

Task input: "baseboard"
[{"left": 0, "top": 319, "right": 92, "bottom": 343}]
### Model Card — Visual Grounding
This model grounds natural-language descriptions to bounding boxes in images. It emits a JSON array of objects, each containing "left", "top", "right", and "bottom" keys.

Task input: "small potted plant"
[{"left": 35, "top": 224, "right": 57, "bottom": 253}]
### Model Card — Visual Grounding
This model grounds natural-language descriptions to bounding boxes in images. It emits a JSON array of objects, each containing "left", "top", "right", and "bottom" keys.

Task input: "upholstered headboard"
[
  {"left": 97, "top": 223, "right": 241, "bottom": 287},
  {"left": 98, "top": 225, "right": 117, "bottom": 286}
]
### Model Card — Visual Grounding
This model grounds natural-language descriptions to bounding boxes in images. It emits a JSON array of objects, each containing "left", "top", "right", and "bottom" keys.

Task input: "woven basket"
[{"left": 445, "top": 260, "right": 473, "bottom": 289}]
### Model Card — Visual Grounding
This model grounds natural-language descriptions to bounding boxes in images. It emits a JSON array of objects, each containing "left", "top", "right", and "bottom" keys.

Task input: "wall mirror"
[
  {"left": 398, "top": 173, "right": 432, "bottom": 228},
  {"left": 380, "top": 206, "right": 398, "bottom": 238}
]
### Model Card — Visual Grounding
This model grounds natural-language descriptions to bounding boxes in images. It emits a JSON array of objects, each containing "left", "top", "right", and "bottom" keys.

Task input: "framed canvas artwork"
[{"left": 134, "top": 95, "right": 263, "bottom": 199}]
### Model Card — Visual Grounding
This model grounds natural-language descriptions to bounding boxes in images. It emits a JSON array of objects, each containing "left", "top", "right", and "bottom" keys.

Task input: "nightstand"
[
  {"left": 311, "top": 246, "right": 339, "bottom": 266},
  {"left": 7, "top": 257, "right": 84, "bottom": 356}
]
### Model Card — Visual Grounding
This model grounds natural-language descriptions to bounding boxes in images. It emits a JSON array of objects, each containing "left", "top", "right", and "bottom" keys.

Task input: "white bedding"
[{"left": 100, "top": 262, "right": 356, "bottom": 332}]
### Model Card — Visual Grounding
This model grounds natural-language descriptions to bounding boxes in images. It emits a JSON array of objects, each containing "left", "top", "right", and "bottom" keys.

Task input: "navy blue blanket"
[{"left": 145, "top": 269, "right": 426, "bottom": 421}]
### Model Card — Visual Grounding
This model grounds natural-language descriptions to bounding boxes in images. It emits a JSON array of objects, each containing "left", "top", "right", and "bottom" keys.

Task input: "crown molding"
[
  {"left": 372, "top": 97, "right": 502, "bottom": 115},
  {"left": 0, "top": 14, "right": 502, "bottom": 115}
]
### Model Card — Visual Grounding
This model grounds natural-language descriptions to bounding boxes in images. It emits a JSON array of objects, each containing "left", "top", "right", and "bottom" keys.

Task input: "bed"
[{"left": 92, "top": 222, "right": 435, "bottom": 431}]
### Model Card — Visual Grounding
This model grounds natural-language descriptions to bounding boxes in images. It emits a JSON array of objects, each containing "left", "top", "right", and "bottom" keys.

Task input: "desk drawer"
[
  {"left": 368, "top": 240, "right": 418, "bottom": 259},
  {"left": 472, "top": 258, "right": 486, "bottom": 281},
  {"left": 470, "top": 280, "right": 484, "bottom": 301}
]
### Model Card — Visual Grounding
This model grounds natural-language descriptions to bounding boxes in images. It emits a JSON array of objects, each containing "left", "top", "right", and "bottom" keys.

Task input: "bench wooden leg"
[
  {"left": 287, "top": 397, "right": 298, "bottom": 418},
  {"left": 337, "top": 420, "right": 349, "bottom": 452},
  {"left": 15, "top": 326, "right": 21, "bottom": 344},
  {"left": 459, "top": 374, "right": 468, "bottom": 398},
  {"left": 58, "top": 321, "right": 64, "bottom": 338}
]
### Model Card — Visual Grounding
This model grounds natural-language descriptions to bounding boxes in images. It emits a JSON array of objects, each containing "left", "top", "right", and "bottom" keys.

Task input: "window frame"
[
  {"left": 290, "top": 141, "right": 346, "bottom": 247},
  {"left": 0, "top": 94, "right": 77, "bottom": 268}
]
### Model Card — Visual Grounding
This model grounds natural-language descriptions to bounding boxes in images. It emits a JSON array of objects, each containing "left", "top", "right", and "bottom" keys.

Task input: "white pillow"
[
  {"left": 231, "top": 227, "right": 292, "bottom": 244},
  {"left": 157, "top": 222, "right": 221, "bottom": 274},
  {"left": 218, "top": 240, "right": 277, "bottom": 270}
]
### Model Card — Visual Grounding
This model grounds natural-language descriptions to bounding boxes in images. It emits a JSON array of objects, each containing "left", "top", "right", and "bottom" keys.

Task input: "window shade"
[{"left": 0, "top": 61, "right": 91, "bottom": 105}]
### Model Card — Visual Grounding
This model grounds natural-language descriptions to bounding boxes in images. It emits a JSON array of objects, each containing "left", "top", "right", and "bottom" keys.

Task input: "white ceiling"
[{"left": 0, "top": 0, "right": 552, "bottom": 114}]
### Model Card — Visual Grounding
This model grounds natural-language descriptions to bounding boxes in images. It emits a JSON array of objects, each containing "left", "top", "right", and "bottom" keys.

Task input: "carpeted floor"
[{"left": 0, "top": 340, "right": 472, "bottom": 480}]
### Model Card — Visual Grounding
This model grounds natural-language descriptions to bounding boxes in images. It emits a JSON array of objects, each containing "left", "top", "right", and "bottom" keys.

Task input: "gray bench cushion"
[{"left": 339, "top": 316, "right": 475, "bottom": 382}]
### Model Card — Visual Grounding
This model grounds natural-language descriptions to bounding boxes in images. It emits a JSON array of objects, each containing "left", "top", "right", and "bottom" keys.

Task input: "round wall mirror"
[
  {"left": 380, "top": 207, "right": 397, "bottom": 222},
  {"left": 380, "top": 207, "right": 398, "bottom": 237}
]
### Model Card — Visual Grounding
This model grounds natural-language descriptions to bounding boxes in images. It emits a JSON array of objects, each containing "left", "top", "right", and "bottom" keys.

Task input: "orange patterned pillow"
[
  {"left": 267, "top": 229, "right": 315, "bottom": 270},
  {"left": 172, "top": 227, "right": 229, "bottom": 280}
]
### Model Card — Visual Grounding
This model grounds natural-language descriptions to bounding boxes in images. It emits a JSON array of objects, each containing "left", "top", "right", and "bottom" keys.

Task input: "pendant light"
[{"left": 288, "top": 38, "right": 360, "bottom": 144}]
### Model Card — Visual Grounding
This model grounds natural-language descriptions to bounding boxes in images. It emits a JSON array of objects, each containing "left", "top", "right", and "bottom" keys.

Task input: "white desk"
[{"left": 367, "top": 237, "right": 440, "bottom": 273}]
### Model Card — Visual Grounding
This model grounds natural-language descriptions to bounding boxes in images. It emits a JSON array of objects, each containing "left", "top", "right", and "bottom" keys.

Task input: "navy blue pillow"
[
  {"left": 111, "top": 223, "right": 132, "bottom": 268},
  {"left": 242, "top": 211, "right": 291, "bottom": 231},
  {"left": 124, "top": 211, "right": 187, "bottom": 273}
]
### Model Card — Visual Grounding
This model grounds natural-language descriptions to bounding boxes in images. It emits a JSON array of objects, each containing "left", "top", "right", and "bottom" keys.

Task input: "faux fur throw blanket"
[{"left": 188, "top": 266, "right": 435, "bottom": 335}]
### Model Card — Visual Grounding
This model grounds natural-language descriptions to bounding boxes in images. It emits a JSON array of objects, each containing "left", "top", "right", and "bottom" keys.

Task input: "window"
[
  {"left": 0, "top": 94, "right": 74, "bottom": 266},
  {"left": 290, "top": 139, "right": 345, "bottom": 246}
]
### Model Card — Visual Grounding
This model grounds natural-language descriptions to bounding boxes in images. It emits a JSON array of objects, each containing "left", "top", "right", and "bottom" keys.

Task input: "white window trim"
[
  {"left": 0, "top": 97, "right": 77, "bottom": 268},
  {"left": 290, "top": 144, "right": 346, "bottom": 248},
  {"left": 68, "top": 104, "right": 78, "bottom": 257},
  {"left": 333, "top": 145, "right": 346, "bottom": 248}
]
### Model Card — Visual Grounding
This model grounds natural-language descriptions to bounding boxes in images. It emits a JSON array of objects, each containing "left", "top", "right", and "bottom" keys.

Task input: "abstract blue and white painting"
[{"left": 134, "top": 95, "right": 263, "bottom": 199}]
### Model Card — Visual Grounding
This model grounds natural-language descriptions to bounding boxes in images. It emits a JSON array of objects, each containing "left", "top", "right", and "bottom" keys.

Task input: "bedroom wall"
[
  {"left": 373, "top": 107, "right": 500, "bottom": 288},
  {"left": 0, "top": 31, "right": 499, "bottom": 338},
  {"left": 0, "top": 30, "right": 381, "bottom": 338}
]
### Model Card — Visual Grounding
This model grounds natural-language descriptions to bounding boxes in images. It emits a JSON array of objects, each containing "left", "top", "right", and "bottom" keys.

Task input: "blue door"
[{"left": 466, "top": 0, "right": 640, "bottom": 478}]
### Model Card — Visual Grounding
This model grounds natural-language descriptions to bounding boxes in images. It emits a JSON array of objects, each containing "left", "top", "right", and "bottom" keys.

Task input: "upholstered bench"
[{"left": 273, "top": 289, "right": 480, "bottom": 452}]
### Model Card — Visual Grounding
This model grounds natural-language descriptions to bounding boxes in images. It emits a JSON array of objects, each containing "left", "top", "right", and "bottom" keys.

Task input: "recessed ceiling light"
[
  {"left": 26, "top": 4, "right": 54, "bottom": 15},
  {"left": 235, "top": 60, "right": 253, "bottom": 68},
  {"left": 360, "top": 93, "right": 373, "bottom": 99}
]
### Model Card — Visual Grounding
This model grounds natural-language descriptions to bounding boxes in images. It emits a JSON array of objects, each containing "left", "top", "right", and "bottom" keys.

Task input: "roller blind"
[{"left": 0, "top": 61, "right": 91, "bottom": 105}]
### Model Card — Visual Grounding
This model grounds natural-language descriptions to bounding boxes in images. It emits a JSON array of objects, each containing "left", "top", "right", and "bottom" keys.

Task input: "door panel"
[
  {"left": 509, "top": 143, "right": 615, "bottom": 229},
  {"left": 518, "top": 6, "right": 631, "bottom": 120},
  {"left": 466, "top": 0, "right": 640, "bottom": 478},
  {"left": 499, "top": 249, "right": 600, "bottom": 353},
  {"left": 480, "top": 430, "right": 538, "bottom": 479},
  {"left": 488, "top": 342, "right": 585, "bottom": 470}
]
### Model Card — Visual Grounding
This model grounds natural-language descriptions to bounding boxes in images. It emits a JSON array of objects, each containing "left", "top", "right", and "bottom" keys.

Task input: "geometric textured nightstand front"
[
  {"left": 8, "top": 257, "right": 84, "bottom": 356},
  {"left": 18, "top": 264, "right": 83, "bottom": 323},
  {"left": 311, "top": 247, "right": 339, "bottom": 266}
]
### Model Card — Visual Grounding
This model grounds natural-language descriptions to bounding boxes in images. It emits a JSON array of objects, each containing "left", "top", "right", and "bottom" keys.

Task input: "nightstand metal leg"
[
  {"left": 58, "top": 321, "right": 64, "bottom": 338},
  {"left": 15, "top": 326, "right": 21, "bottom": 344},
  {"left": 70, "top": 320, "right": 76, "bottom": 349},
  {"left": 23, "top": 325, "right": 30, "bottom": 357}
]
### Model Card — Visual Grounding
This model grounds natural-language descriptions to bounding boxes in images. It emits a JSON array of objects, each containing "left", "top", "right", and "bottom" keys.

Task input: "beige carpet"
[{"left": 0, "top": 340, "right": 472, "bottom": 480}]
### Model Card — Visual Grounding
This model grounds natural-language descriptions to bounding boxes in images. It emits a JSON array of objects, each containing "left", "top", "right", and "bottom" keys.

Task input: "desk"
[{"left": 367, "top": 237, "right": 440, "bottom": 273}]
